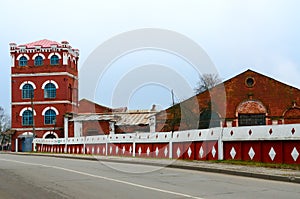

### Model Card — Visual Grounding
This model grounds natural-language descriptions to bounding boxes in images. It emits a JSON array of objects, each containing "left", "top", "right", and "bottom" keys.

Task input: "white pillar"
[
  {"left": 15, "top": 139, "right": 18, "bottom": 152},
  {"left": 33, "top": 141, "right": 37, "bottom": 152},
  {"left": 74, "top": 121, "right": 82, "bottom": 138},
  {"left": 132, "top": 137, "right": 136, "bottom": 157},
  {"left": 169, "top": 140, "right": 173, "bottom": 159},
  {"left": 64, "top": 116, "right": 69, "bottom": 153},
  {"left": 218, "top": 129, "right": 224, "bottom": 160},
  {"left": 64, "top": 116, "right": 69, "bottom": 138}
]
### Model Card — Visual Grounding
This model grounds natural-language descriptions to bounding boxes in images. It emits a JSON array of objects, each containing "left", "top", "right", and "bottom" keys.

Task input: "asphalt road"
[{"left": 0, "top": 154, "right": 299, "bottom": 199}]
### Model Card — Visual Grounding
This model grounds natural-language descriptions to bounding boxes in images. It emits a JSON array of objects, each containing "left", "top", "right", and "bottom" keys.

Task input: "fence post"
[
  {"left": 169, "top": 140, "right": 173, "bottom": 159},
  {"left": 105, "top": 136, "right": 108, "bottom": 156},
  {"left": 133, "top": 134, "right": 136, "bottom": 157},
  {"left": 218, "top": 128, "right": 224, "bottom": 160}
]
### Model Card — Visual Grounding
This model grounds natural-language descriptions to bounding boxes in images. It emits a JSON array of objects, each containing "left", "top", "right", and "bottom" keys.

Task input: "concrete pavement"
[{"left": 7, "top": 152, "right": 300, "bottom": 184}]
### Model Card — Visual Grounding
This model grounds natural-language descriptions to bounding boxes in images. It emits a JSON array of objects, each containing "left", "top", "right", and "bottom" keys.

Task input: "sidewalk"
[{"left": 7, "top": 152, "right": 300, "bottom": 184}]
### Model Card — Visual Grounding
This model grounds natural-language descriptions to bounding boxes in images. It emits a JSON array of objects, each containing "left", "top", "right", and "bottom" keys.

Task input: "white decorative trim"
[
  {"left": 19, "top": 81, "right": 36, "bottom": 89},
  {"left": 12, "top": 100, "right": 73, "bottom": 105},
  {"left": 16, "top": 54, "right": 30, "bottom": 60},
  {"left": 43, "top": 131, "right": 59, "bottom": 139},
  {"left": 32, "top": 53, "right": 46, "bottom": 60},
  {"left": 19, "top": 107, "right": 36, "bottom": 116},
  {"left": 48, "top": 52, "right": 62, "bottom": 59},
  {"left": 41, "top": 80, "right": 59, "bottom": 89},
  {"left": 11, "top": 72, "right": 78, "bottom": 79},
  {"left": 11, "top": 127, "right": 63, "bottom": 131},
  {"left": 42, "top": 106, "right": 59, "bottom": 116}
]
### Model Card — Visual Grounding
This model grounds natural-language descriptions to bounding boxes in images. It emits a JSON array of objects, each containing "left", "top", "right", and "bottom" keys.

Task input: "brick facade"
[
  {"left": 155, "top": 70, "right": 300, "bottom": 132},
  {"left": 10, "top": 39, "right": 79, "bottom": 151}
]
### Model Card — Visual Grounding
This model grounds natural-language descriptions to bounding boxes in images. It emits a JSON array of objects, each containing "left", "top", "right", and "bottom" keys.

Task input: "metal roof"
[
  {"left": 70, "top": 111, "right": 156, "bottom": 126},
  {"left": 19, "top": 39, "right": 61, "bottom": 48}
]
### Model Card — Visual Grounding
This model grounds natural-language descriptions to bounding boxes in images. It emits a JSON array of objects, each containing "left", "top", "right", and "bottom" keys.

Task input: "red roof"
[{"left": 19, "top": 39, "right": 61, "bottom": 48}]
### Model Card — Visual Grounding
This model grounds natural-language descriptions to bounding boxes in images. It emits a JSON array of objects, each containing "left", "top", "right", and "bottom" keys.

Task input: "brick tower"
[{"left": 10, "top": 39, "right": 79, "bottom": 152}]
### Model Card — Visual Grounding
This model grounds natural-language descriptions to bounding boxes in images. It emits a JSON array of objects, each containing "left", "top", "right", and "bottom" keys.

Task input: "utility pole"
[
  {"left": 171, "top": 90, "right": 175, "bottom": 134},
  {"left": 30, "top": 91, "right": 36, "bottom": 139}
]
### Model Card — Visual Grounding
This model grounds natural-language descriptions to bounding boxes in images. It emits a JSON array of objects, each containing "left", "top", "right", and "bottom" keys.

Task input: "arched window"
[
  {"left": 34, "top": 55, "right": 43, "bottom": 66},
  {"left": 44, "top": 83, "right": 56, "bottom": 98},
  {"left": 22, "top": 110, "right": 33, "bottom": 126},
  {"left": 19, "top": 56, "right": 28, "bottom": 66},
  {"left": 199, "top": 110, "right": 221, "bottom": 129},
  {"left": 237, "top": 100, "right": 267, "bottom": 126},
  {"left": 22, "top": 84, "right": 34, "bottom": 99},
  {"left": 50, "top": 55, "right": 59, "bottom": 65},
  {"left": 45, "top": 134, "right": 56, "bottom": 139},
  {"left": 44, "top": 109, "right": 56, "bottom": 125}
]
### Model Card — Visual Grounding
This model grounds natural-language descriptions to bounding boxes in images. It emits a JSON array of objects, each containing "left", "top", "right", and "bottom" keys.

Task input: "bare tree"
[
  {"left": 0, "top": 107, "right": 10, "bottom": 132},
  {"left": 194, "top": 73, "right": 222, "bottom": 94},
  {"left": 0, "top": 107, "right": 11, "bottom": 149}
]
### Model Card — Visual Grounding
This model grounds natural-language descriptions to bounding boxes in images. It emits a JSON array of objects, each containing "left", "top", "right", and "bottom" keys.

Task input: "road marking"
[{"left": 0, "top": 158, "right": 204, "bottom": 199}]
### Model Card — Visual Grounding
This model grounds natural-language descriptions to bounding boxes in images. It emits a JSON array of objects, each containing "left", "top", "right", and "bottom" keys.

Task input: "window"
[
  {"left": 44, "top": 109, "right": 56, "bottom": 125},
  {"left": 199, "top": 110, "right": 221, "bottom": 129},
  {"left": 50, "top": 55, "right": 59, "bottom": 65},
  {"left": 238, "top": 114, "right": 266, "bottom": 126},
  {"left": 44, "top": 83, "right": 56, "bottom": 98},
  {"left": 34, "top": 55, "right": 43, "bottom": 66},
  {"left": 19, "top": 56, "right": 28, "bottom": 66},
  {"left": 22, "top": 110, "right": 33, "bottom": 126},
  {"left": 245, "top": 77, "right": 255, "bottom": 87},
  {"left": 22, "top": 84, "right": 34, "bottom": 99}
]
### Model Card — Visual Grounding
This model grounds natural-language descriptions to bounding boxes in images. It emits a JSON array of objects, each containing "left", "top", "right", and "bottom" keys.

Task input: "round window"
[{"left": 246, "top": 77, "right": 255, "bottom": 87}]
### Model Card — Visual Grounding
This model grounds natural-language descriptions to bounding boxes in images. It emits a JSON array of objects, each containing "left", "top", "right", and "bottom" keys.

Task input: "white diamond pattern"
[
  {"left": 147, "top": 147, "right": 150, "bottom": 156},
  {"left": 269, "top": 147, "right": 276, "bottom": 161},
  {"left": 155, "top": 147, "right": 159, "bottom": 157},
  {"left": 212, "top": 146, "right": 216, "bottom": 158},
  {"left": 187, "top": 147, "right": 192, "bottom": 158},
  {"left": 138, "top": 147, "right": 142, "bottom": 156},
  {"left": 199, "top": 146, "right": 204, "bottom": 158},
  {"left": 92, "top": 147, "right": 94, "bottom": 154},
  {"left": 164, "top": 147, "right": 168, "bottom": 157},
  {"left": 115, "top": 146, "right": 119, "bottom": 154},
  {"left": 129, "top": 146, "right": 132, "bottom": 154},
  {"left": 177, "top": 147, "right": 181, "bottom": 158},
  {"left": 122, "top": 146, "right": 126, "bottom": 154},
  {"left": 230, "top": 147, "right": 236, "bottom": 159},
  {"left": 102, "top": 147, "right": 105, "bottom": 155},
  {"left": 291, "top": 147, "right": 299, "bottom": 161},
  {"left": 248, "top": 147, "right": 255, "bottom": 160},
  {"left": 97, "top": 147, "right": 100, "bottom": 154},
  {"left": 109, "top": 146, "right": 112, "bottom": 154}
]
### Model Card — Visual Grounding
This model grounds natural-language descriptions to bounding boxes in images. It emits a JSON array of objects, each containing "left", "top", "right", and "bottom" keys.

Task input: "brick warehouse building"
[
  {"left": 10, "top": 39, "right": 79, "bottom": 152},
  {"left": 154, "top": 69, "right": 300, "bottom": 132}
]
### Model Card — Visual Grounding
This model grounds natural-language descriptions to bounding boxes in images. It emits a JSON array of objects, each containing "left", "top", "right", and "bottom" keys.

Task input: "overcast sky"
[{"left": 1, "top": 0, "right": 300, "bottom": 113}]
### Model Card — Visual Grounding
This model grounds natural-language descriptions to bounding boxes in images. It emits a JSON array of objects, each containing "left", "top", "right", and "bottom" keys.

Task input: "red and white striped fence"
[{"left": 33, "top": 124, "right": 300, "bottom": 164}]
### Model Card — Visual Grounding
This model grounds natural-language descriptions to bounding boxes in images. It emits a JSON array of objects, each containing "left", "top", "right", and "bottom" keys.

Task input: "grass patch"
[{"left": 210, "top": 159, "right": 300, "bottom": 170}]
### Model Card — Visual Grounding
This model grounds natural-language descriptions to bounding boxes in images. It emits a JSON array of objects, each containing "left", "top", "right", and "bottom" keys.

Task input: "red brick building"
[
  {"left": 69, "top": 99, "right": 155, "bottom": 137},
  {"left": 155, "top": 70, "right": 300, "bottom": 132},
  {"left": 10, "top": 39, "right": 79, "bottom": 151}
]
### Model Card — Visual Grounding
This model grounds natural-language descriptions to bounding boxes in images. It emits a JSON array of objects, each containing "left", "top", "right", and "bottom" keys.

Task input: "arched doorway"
[
  {"left": 198, "top": 110, "right": 221, "bottom": 129},
  {"left": 237, "top": 100, "right": 267, "bottom": 126}
]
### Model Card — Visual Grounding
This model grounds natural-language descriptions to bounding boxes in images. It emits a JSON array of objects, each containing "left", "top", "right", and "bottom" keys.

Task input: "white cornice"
[
  {"left": 11, "top": 100, "right": 76, "bottom": 105},
  {"left": 11, "top": 72, "right": 78, "bottom": 80},
  {"left": 11, "top": 127, "right": 64, "bottom": 131}
]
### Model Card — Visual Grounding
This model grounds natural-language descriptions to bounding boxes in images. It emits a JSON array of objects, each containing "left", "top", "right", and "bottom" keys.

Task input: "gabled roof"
[
  {"left": 78, "top": 99, "right": 112, "bottom": 114},
  {"left": 19, "top": 39, "right": 61, "bottom": 48},
  {"left": 222, "top": 69, "right": 300, "bottom": 91},
  {"left": 155, "top": 69, "right": 300, "bottom": 116}
]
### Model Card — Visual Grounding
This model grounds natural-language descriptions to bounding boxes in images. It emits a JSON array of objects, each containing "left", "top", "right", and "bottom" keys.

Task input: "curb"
[{"left": 6, "top": 152, "right": 300, "bottom": 184}]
